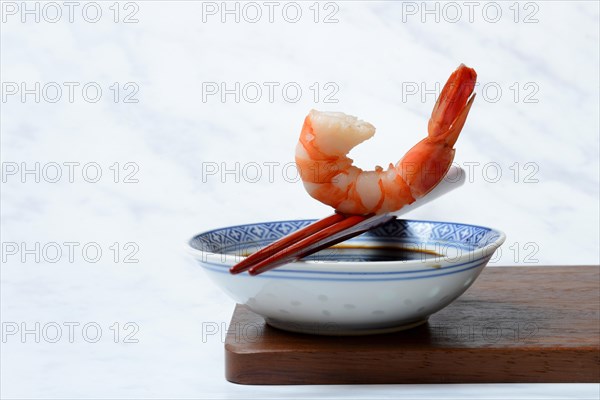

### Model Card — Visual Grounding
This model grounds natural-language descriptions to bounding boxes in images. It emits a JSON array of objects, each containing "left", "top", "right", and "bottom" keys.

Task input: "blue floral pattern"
[{"left": 189, "top": 219, "right": 502, "bottom": 255}]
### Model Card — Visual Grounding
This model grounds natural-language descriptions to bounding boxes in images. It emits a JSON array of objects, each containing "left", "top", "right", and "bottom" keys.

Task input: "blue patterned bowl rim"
[{"left": 188, "top": 219, "right": 506, "bottom": 274}]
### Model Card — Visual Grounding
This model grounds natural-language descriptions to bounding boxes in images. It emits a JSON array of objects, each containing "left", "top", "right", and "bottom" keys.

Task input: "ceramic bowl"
[{"left": 188, "top": 219, "right": 505, "bottom": 335}]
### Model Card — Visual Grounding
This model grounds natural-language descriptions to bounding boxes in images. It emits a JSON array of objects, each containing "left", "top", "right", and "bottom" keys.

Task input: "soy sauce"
[{"left": 303, "top": 245, "right": 442, "bottom": 262}]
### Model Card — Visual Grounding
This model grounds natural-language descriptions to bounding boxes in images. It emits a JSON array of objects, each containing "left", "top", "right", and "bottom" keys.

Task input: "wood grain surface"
[{"left": 224, "top": 266, "right": 600, "bottom": 385}]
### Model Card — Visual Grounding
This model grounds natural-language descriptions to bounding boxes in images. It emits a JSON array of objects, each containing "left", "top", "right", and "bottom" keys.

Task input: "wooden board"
[{"left": 224, "top": 266, "right": 600, "bottom": 384}]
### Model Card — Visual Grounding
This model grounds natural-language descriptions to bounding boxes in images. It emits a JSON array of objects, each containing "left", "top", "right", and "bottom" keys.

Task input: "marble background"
[{"left": 1, "top": 1, "right": 598, "bottom": 398}]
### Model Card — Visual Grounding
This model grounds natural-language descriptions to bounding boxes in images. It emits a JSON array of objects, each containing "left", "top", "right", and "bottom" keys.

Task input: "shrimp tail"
[
  {"left": 428, "top": 63, "right": 477, "bottom": 146},
  {"left": 398, "top": 64, "right": 477, "bottom": 198}
]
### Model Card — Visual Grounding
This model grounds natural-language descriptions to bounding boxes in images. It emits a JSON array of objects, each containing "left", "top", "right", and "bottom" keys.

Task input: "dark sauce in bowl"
[
  {"left": 300, "top": 245, "right": 442, "bottom": 263},
  {"left": 236, "top": 244, "right": 442, "bottom": 265}
]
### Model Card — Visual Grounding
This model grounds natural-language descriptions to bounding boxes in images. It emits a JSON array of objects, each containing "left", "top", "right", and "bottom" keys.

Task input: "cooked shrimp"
[{"left": 295, "top": 64, "right": 477, "bottom": 215}]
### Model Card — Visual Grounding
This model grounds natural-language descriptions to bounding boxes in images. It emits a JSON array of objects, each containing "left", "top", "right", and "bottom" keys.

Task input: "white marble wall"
[{"left": 1, "top": 1, "right": 598, "bottom": 398}]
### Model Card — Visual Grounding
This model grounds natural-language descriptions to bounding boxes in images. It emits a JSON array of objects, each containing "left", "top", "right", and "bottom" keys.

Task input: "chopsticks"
[
  {"left": 229, "top": 213, "right": 365, "bottom": 275},
  {"left": 229, "top": 166, "right": 466, "bottom": 276},
  {"left": 229, "top": 212, "right": 395, "bottom": 275}
]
